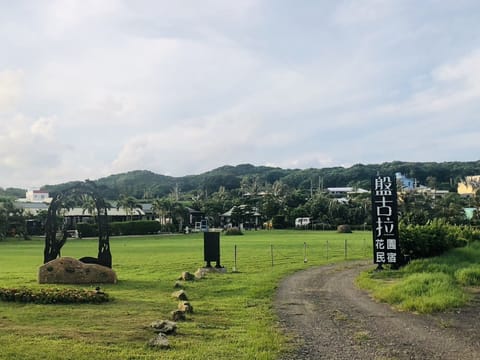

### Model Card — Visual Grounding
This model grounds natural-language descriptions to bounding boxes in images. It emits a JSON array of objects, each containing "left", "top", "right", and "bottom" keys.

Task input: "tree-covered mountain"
[
  {"left": 2, "top": 160, "right": 479, "bottom": 236},
  {"left": 38, "top": 160, "right": 480, "bottom": 200}
]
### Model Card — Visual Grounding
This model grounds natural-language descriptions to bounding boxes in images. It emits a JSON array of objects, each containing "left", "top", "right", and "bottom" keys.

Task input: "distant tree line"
[
  {"left": 1, "top": 161, "right": 479, "bottom": 238},
  {"left": 35, "top": 160, "right": 480, "bottom": 200}
]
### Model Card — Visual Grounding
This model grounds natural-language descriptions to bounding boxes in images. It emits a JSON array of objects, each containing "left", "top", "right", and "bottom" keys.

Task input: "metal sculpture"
[{"left": 43, "top": 180, "right": 112, "bottom": 268}]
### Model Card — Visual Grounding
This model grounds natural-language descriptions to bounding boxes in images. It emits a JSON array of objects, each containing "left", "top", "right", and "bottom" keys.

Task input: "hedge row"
[
  {"left": 400, "top": 221, "right": 480, "bottom": 259},
  {"left": 0, "top": 287, "right": 110, "bottom": 304},
  {"left": 109, "top": 220, "right": 161, "bottom": 236},
  {"left": 76, "top": 221, "right": 175, "bottom": 237}
]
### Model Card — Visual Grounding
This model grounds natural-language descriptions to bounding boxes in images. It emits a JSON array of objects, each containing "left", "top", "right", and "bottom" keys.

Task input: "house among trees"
[
  {"left": 63, "top": 207, "right": 146, "bottom": 229},
  {"left": 16, "top": 189, "right": 52, "bottom": 204},
  {"left": 185, "top": 207, "right": 204, "bottom": 228},
  {"left": 14, "top": 190, "right": 50, "bottom": 218},
  {"left": 396, "top": 172, "right": 449, "bottom": 198},
  {"left": 26, "top": 189, "right": 51, "bottom": 203},
  {"left": 326, "top": 187, "right": 369, "bottom": 197},
  {"left": 220, "top": 205, "right": 261, "bottom": 230}
]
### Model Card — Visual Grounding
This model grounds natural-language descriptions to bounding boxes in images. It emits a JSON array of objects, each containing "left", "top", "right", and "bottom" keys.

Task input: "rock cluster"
[
  {"left": 147, "top": 266, "right": 226, "bottom": 349},
  {"left": 38, "top": 257, "right": 117, "bottom": 284}
]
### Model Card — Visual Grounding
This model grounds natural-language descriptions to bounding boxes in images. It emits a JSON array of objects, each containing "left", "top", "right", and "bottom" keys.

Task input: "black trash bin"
[{"left": 203, "top": 232, "right": 221, "bottom": 268}]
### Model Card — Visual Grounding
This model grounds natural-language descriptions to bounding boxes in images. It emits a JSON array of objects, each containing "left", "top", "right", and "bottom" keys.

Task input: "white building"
[{"left": 25, "top": 190, "right": 52, "bottom": 203}]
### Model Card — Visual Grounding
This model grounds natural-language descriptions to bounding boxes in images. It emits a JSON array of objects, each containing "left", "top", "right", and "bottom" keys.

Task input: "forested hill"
[{"left": 35, "top": 160, "right": 480, "bottom": 200}]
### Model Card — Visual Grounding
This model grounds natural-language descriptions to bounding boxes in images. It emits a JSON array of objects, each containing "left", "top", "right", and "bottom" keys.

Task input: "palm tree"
[
  {"left": 81, "top": 195, "right": 97, "bottom": 222},
  {"left": 171, "top": 202, "right": 187, "bottom": 232},
  {"left": 152, "top": 198, "right": 171, "bottom": 224},
  {"left": 117, "top": 195, "right": 139, "bottom": 221}
]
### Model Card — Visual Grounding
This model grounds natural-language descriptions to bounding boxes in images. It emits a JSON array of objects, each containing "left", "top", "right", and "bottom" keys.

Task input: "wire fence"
[{"left": 224, "top": 238, "right": 373, "bottom": 273}]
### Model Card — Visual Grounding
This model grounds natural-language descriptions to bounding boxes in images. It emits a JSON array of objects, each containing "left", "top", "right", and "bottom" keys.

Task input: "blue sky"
[{"left": 1, "top": 0, "right": 479, "bottom": 189}]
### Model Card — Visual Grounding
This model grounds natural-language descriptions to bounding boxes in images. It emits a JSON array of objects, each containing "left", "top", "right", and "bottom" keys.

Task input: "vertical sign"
[{"left": 371, "top": 175, "right": 400, "bottom": 266}]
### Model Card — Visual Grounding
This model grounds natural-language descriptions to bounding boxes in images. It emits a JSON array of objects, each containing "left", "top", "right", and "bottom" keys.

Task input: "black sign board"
[
  {"left": 371, "top": 175, "right": 400, "bottom": 265},
  {"left": 203, "top": 232, "right": 221, "bottom": 268}
]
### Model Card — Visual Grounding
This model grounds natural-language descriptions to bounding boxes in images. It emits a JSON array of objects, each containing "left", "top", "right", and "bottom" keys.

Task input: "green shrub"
[
  {"left": 399, "top": 221, "right": 480, "bottom": 260},
  {"left": 0, "top": 287, "right": 110, "bottom": 304},
  {"left": 79, "top": 221, "right": 166, "bottom": 237},
  {"left": 160, "top": 223, "right": 177, "bottom": 233},
  {"left": 455, "top": 267, "right": 480, "bottom": 286},
  {"left": 272, "top": 215, "right": 286, "bottom": 229},
  {"left": 109, "top": 220, "right": 161, "bottom": 236},
  {"left": 76, "top": 222, "right": 98, "bottom": 238},
  {"left": 224, "top": 227, "right": 243, "bottom": 236},
  {"left": 337, "top": 224, "right": 352, "bottom": 233}
]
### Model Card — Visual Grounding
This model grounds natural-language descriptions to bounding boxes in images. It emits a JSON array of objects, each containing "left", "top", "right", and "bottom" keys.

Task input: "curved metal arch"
[{"left": 43, "top": 180, "right": 112, "bottom": 268}]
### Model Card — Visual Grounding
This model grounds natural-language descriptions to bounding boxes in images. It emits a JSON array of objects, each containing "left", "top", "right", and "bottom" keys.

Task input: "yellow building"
[{"left": 457, "top": 175, "right": 480, "bottom": 196}]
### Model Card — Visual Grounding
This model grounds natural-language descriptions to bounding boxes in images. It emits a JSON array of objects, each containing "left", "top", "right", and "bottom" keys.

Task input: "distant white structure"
[
  {"left": 326, "top": 187, "right": 369, "bottom": 197},
  {"left": 14, "top": 189, "right": 52, "bottom": 215},
  {"left": 25, "top": 190, "right": 51, "bottom": 203},
  {"left": 295, "top": 217, "right": 311, "bottom": 228}
]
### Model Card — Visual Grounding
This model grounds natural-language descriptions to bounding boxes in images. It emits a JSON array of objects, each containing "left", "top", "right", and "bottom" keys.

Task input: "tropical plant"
[
  {"left": 81, "top": 195, "right": 98, "bottom": 222},
  {"left": 151, "top": 198, "right": 172, "bottom": 224},
  {"left": 171, "top": 202, "right": 187, "bottom": 232},
  {"left": 117, "top": 195, "right": 140, "bottom": 221}
]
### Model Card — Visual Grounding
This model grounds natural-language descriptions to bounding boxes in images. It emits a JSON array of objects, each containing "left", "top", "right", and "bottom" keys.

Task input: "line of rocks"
[{"left": 146, "top": 268, "right": 211, "bottom": 349}]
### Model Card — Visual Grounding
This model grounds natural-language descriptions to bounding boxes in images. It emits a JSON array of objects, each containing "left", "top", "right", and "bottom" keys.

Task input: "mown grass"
[
  {"left": 357, "top": 241, "right": 480, "bottom": 314},
  {"left": 0, "top": 230, "right": 372, "bottom": 360}
]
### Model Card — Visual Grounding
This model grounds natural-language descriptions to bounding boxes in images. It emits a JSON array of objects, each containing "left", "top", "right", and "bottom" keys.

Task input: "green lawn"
[
  {"left": 0, "top": 230, "right": 372, "bottom": 360},
  {"left": 357, "top": 241, "right": 480, "bottom": 314}
]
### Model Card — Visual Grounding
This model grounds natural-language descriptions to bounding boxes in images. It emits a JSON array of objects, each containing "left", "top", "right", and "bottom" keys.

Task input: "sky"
[{"left": 1, "top": 0, "right": 480, "bottom": 189}]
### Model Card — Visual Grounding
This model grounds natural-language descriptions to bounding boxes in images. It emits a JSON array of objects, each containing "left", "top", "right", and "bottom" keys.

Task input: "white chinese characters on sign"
[{"left": 372, "top": 176, "right": 399, "bottom": 265}]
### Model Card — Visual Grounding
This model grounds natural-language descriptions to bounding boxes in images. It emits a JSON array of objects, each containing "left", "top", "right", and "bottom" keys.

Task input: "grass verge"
[{"left": 356, "top": 241, "right": 480, "bottom": 314}]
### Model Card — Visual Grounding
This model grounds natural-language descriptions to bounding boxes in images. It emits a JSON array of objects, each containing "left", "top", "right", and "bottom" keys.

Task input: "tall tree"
[
  {"left": 117, "top": 195, "right": 140, "bottom": 221},
  {"left": 81, "top": 195, "right": 97, "bottom": 222},
  {"left": 151, "top": 198, "right": 172, "bottom": 224},
  {"left": 171, "top": 202, "right": 187, "bottom": 232}
]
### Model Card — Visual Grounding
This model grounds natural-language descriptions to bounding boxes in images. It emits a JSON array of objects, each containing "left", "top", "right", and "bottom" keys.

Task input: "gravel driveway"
[{"left": 275, "top": 261, "right": 480, "bottom": 359}]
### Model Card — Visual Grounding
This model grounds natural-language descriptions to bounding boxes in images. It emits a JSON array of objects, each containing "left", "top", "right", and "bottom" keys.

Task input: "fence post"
[
  {"left": 233, "top": 244, "right": 237, "bottom": 272},
  {"left": 344, "top": 239, "right": 347, "bottom": 260},
  {"left": 304, "top": 242, "right": 307, "bottom": 263},
  {"left": 271, "top": 244, "right": 274, "bottom": 267},
  {"left": 326, "top": 240, "right": 329, "bottom": 260}
]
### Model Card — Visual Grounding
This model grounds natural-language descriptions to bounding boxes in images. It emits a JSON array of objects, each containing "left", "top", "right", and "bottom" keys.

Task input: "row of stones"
[{"left": 146, "top": 269, "right": 206, "bottom": 349}]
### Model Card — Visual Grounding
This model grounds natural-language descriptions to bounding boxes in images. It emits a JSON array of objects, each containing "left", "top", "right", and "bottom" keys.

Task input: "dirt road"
[{"left": 275, "top": 261, "right": 480, "bottom": 359}]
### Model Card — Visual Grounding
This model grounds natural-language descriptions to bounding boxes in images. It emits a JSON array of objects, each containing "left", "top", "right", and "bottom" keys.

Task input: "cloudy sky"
[{"left": 1, "top": 0, "right": 480, "bottom": 189}]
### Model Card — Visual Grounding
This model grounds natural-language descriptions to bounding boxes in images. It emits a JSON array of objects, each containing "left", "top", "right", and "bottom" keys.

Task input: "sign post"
[
  {"left": 203, "top": 232, "right": 221, "bottom": 268},
  {"left": 371, "top": 175, "right": 400, "bottom": 269}
]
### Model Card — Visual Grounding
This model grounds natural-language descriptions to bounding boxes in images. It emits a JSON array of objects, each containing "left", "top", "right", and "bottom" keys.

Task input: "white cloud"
[
  {"left": 0, "top": 69, "right": 23, "bottom": 112},
  {"left": 0, "top": 114, "right": 74, "bottom": 187},
  {"left": 0, "top": 1, "right": 480, "bottom": 188},
  {"left": 41, "top": 0, "right": 124, "bottom": 38},
  {"left": 110, "top": 111, "right": 261, "bottom": 175},
  {"left": 377, "top": 50, "right": 480, "bottom": 116},
  {"left": 30, "top": 117, "right": 56, "bottom": 139},
  {"left": 333, "top": 0, "right": 397, "bottom": 25}
]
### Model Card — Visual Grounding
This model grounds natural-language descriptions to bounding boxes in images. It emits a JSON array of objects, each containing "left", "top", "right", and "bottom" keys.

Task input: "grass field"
[
  {"left": 357, "top": 241, "right": 480, "bottom": 314},
  {"left": 0, "top": 230, "right": 372, "bottom": 360}
]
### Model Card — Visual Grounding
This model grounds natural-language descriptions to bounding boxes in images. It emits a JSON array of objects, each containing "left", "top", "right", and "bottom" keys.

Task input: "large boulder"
[
  {"left": 38, "top": 257, "right": 117, "bottom": 284},
  {"left": 337, "top": 224, "right": 352, "bottom": 233}
]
